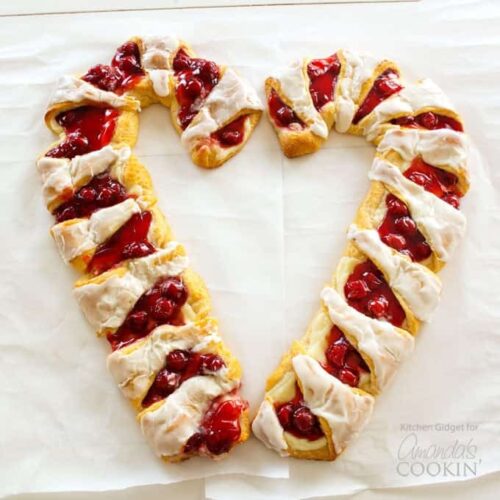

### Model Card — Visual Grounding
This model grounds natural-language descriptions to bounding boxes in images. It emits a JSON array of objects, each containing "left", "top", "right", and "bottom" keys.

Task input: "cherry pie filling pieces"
[
  {"left": 53, "top": 173, "right": 129, "bottom": 222},
  {"left": 390, "top": 111, "right": 463, "bottom": 132},
  {"left": 184, "top": 396, "right": 246, "bottom": 456},
  {"left": 353, "top": 69, "right": 403, "bottom": 124},
  {"left": 275, "top": 385, "right": 325, "bottom": 441},
  {"left": 268, "top": 89, "right": 305, "bottom": 130},
  {"left": 107, "top": 276, "right": 188, "bottom": 351},
  {"left": 307, "top": 54, "right": 341, "bottom": 111},
  {"left": 82, "top": 41, "right": 145, "bottom": 94},
  {"left": 173, "top": 48, "right": 221, "bottom": 130},
  {"left": 142, "top": 348, "right": 227, "bottom": 408},
  {"left": 46, "top": 106, "right": 119, "bottom": 159},
  {"left": 88, "top": 211, "right": 156, "bottom": 274}
]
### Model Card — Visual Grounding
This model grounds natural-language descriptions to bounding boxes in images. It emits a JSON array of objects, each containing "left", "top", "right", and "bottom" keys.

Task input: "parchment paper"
[{"left": 1, "top": 0, "right": 500, "bottom": 498}]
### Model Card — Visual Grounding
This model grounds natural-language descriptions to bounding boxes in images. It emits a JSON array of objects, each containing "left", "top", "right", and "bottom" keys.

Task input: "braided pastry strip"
[
  {"left": 37, "top": 37, "right": 256, "bottom": 461},
  {"left": 254, "top": 50, "right": 469, "bottom": 460}
]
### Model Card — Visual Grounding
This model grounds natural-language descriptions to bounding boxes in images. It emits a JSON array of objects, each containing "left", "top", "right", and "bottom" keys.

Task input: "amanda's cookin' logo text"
[{"left": 396, "top": 423, "right": 481, "bottom": 478}]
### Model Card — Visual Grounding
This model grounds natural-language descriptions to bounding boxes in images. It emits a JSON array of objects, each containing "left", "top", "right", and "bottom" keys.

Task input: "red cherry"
[
  {"left": 118, "top": 55, "right": 142, "bottom": 74},
  {"left": 56, "top": 205, "right": 78, "bottom": 222},
  {"left": 440, "top": 171, "right": 458, "bottom": 187},
  {"left": 376, "top": 75, "right": 400, "bottom": 96},
  {"left": 204, "top": 400, "right": 242, "bottom": 455},
  {"left": 159, "top": 278, "right": 187, "bottom": 304},
  {"left": 414, "top": 241, "right": 432, "bottom": 261},
  {"left": 184, "top": 432, "right": 204, "bottom": 453},
  {"left": 83, "top": 64, "right": 121, "bottom": 92},
  {"left": 344, "top": 350, "right": 365, "bottom": 371},
  {"left": 408, "top": 171, "right": 431, "bottom": 188},
  {"left": 47, "top": 132, "right": 90, "bottom": 159},
  {"left": 367, "top": 296, "right": 389, "bottom": 318},
  {"left": 56, "top": 110, "right": 78, "bottom": 128},
  {"left": 152, "top": 297, "right": 176, "bottom": 322},
  {"left": 127, "top": 310, "right": 148, "bottom": 331},
  {"left": 219, "top": 130, "right": 242, "bottom": 146},
  {"left": 443, "top": 193, "right": 460, "bottom": 209},
  {"left": 77, "top": 186, "right": 97, "bottom": 203},
  {"left": 386, "top": 194, "right": 409, "bottom": 216},
  {"left": 363, "top": 271, "right": 382, "bottom": 290},
  {"left": 338, "top": 368, "right": 359, "bottom": 387},
  {"left": 121, "top": 241, "right": 152, "bottom": 260},
  {"left": 200, "top": 354, "right": 225, "bottom": 373},
  {"left": 326, "top": 342, "right": 349, "bottom": 367},
  {"left": 166, "top": 349, "right": 190, "bottom": 372},
  {"left": 197, "top": 60, "right": 219, "bottom": 84},
  {"left": 292, "top": 406, "right": 317, "bottom": 433},
  {"left": 395, "top": 216, "right": 417, "bottom": 235},
  {"left": 418, "top": 112, "right": 438, "bottom": 130},
  {"left": 184, "top": 78, "right": 203, "bottom": 98},
  {"left": 153, "top": 370, "right": 180, "bottom": 393},
  {"left": 118, "top": 41, "right": 139, "bottom": 56},
  {"left": 173, "top": 51, "right": 191, "bottom": 72},
  {"left": 382, "top": 233, "right": 407, "bottom": 251},
  {"left": 276, "top": 403, "right": 294, "bottom": 428},
  {"left": 394, "top": 116, "right": 417, "bottom": 127},
  {"left": 345, "top": 279, "right": 370, "bottom": 300},
  {"left": 276, "top": 106, "right": 296, "bottom": 126},
  {"left": 96, "top": 186, "right": 115, "bottom": 206}
]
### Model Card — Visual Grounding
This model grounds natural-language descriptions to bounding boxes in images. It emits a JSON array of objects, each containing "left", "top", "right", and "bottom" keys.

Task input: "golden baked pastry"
[
  {"left": 254, "top": 49, "right": 469, "bottom": 460},
  {"left": 37, "top": 37, "right": 255, "bottom": 462}
]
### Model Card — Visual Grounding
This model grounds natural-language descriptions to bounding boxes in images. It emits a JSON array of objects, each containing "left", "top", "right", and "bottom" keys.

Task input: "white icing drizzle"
[
  {"left": 148, "top": 70, "right": 171, "bottom": 97},
  {"left": 37, "top": 146, "right": 130, "bottom": 207},
  {"left": 140, "top": 36, "right": 180, "bottom": 98},
  {"left": 377, "top": 128, "right": 468, "bottom": 173},
  {"left": 181, "top": 69, "right": 262, "bottom": 147},
  {"left": 252, "top": 400, "right": 289, "bottom": 457},
  {"left": 141, "top": 35, "right": 180, "bottom": 69},
  {"left": 50, "top": 199, "right": 141, "bottom": 263},
  {"left": 335, "top": 50, "right": 380, "bottom": 133},
  {"left": 107, "top": 322, "right": 222, "bottom": 401},
  {"left": 292, "top": 354, "right": 374, "bottom": 454},
  {"left": 347, "top": 225, "right": 442, "bottom": 321},
  {"left": 362, "top": 79, "right": 457, "bottom": 141},
  {"left": 139, "top": 375, "right": 237, "bottom": 457},
  {"left": 369, "top": 158, "right": 466, "bottom": 261},
  {"left": 321, "top": 287, "right": 414, "bottom": 392},
  {"left": 49, "top": 75, "right": 138, "bottom": 110},
  {"left": 74, "top": 243, "right": 188, "bottom": 332},
  {"left": 273, "top": 60, "right": 328, "bottom": 138}
]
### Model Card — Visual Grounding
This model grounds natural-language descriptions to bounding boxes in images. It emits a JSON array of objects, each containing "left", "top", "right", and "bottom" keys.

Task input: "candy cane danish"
[
  {"left": 37, "top": 37, "right": 259, "bottom": 462},
  {"left": 254, "top": 49, "right": 469, "bottom": 460}
]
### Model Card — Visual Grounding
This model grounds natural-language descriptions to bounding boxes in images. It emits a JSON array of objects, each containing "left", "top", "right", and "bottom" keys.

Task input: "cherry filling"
[
  {"left": 353, "top": 69, "right": 403, "bottom": 124},
  {"left": 53, "top": 173, "right": 129, "bottom": 222},
  {"left": 82, "top": 41, "right": 145, "bottom": 94},
  {"left": 344, "top": 260, "right": 406, "bottom": 327},
  {"left": 404, "top": 157, "right": 462, "bottom": 209},
  {"left": 268, "top": 89, "right": 305, "bottom": 129},
  {"left": 390, "top": 111, "right": 463, "bottom": 132},
  {"left": 173, "top": 48, "right": 221, "bottom": 129},
  {"left": 88, "top": 211, "right": 155, "bottom": 275},
  {"left": 142, "top": 349, "right": 226, "bottom": 408},
  {"left": 378, "top": 193, "right": 432, "bottom": 262},
  {"left": 322, "top": 326, "right": 369, "bottom": 387},
  {"left": 275, "top": 386, "right": 324, "bottom": 441},
  {"left": 184, "top": 397, "right": 245, "bottom": 456},
  {"left": 212, "top": 114, "right": 248, "bottom": 148},
  {"left": 307, "top": 54, "right": 341, "bottom": 111},
  {"left": 46, "top": 106, "right": 119, "bottom": 159},
  {"left": 107, "top": 276, "right": 188, "bottom": 351}
]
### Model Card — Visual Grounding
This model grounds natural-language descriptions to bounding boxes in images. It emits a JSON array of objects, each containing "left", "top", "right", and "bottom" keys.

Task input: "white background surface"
[{"left": 1, "top": 0, "right": 500, "bottom": 498}]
